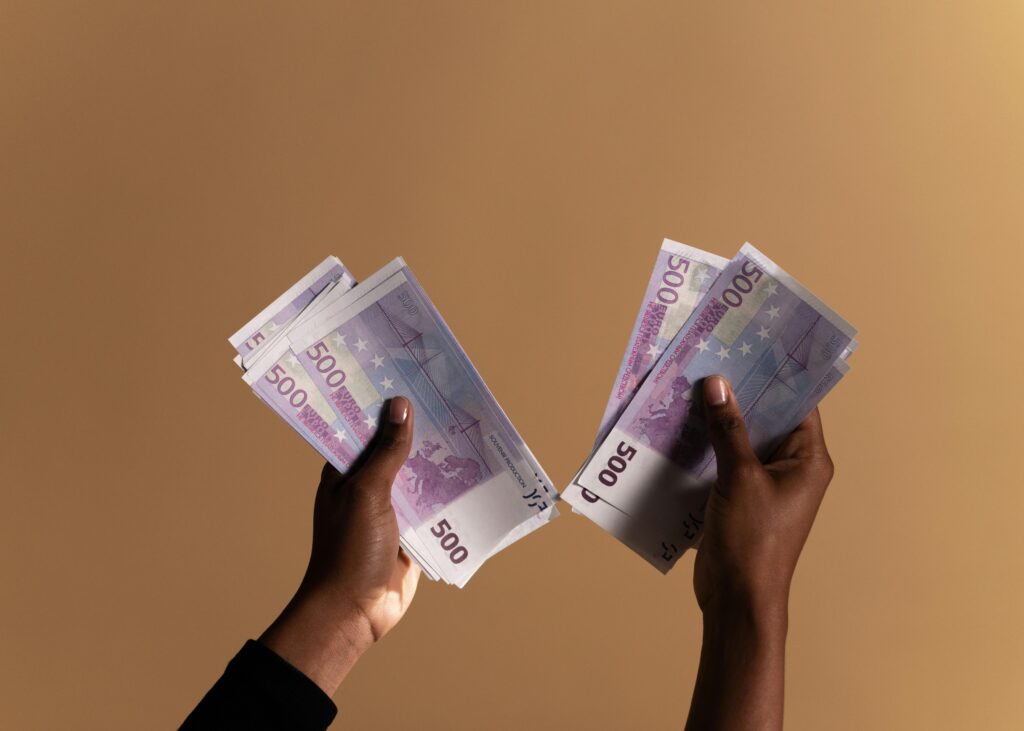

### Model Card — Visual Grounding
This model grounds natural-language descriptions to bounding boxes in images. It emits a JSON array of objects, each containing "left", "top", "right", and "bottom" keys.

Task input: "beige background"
[{"left": 2, "top": 2, "right": 1021, "bottom": 729}]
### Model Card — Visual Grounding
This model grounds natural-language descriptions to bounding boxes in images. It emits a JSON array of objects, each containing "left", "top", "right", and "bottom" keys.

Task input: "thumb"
[
  {"left": 702, "top": 376, "right": 758, "bottom": 483},
  {"left": 354, "top": 396, "right": 414, "bottom": 506}
]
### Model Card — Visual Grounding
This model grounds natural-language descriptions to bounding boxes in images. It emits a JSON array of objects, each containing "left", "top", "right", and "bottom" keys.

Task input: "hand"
[
  {"left": 260, "top": 396, "right": 421, "bottom": 695},
  {"left": 694, "top": 375, "right": 835, "bottom": 617},
  {"left": 685, "top": 375, "right": 835, "bottom": 731}
]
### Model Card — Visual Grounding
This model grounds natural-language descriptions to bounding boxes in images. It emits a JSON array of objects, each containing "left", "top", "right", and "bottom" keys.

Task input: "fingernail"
[
  {"left": 388, "top": 397, "right": 409, "bottom": 424},
  {"left": 706, "top": 376, "right": 729, "bottom": 406}
]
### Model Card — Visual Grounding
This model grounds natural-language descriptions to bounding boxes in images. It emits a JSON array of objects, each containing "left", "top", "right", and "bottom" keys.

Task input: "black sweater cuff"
[{"left": 182, "top": 640, "right": 337, "bottom": 730}]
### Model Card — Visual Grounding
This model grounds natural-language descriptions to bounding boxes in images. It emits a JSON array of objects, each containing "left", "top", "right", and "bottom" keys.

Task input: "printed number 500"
[
  {"left": 598, "top": 441, "right": 637, "bottom": 487},
  {"left": 430, "top": 519, "right": 469, "bottom": 564}
]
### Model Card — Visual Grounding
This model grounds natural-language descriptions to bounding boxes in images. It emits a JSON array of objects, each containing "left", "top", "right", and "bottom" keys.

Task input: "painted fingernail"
[
  {"left": 706, "top": 376, "right": 729, "bottom": 406},
  {"left": 388, "top": 396, "right": 409, "bottom": 424}
]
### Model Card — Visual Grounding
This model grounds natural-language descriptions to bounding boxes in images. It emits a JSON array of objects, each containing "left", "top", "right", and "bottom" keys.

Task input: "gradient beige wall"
[{"left": 2, "top": 3, "right": 1021, "bottom": 729}]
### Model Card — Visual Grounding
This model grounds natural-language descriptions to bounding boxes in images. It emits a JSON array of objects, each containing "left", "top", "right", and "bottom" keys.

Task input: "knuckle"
[
  {"left": 715, "top": 413, "right": 745, "bottom": 434},
  {"left": 374, "top": 432, "right": 409, "bottom": 454},
  {"left": 819, "top": 451, "right": 836, "bottom": 482},
  {"left": 351, "top": 473, "right": 393, "bottom": 502},
  {"left": 378, "top": 434, "right": 404, "bottom": 452},
  {"left": 376, "top": 428, "right": 410, "bottom": 454},
  {"left": 374, "top": 467, "right": 398, "bottom": 489},
  {"left": 731, "top": 459, "right": 763, "bottom": 482}
]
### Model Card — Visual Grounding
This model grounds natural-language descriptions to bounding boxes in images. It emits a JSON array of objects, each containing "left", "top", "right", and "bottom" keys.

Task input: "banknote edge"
[
  {"left": 286, "top": 257, "right": 407, "bottom": 353},
  {"left": 228, "top": 256, "right": 344, "bottom": 347},
  {"left": 661, "top": 238, "right": 730, "bottom": 269},
  {"left": 739, "top": 242, "right": 858, "bottom": 339}
]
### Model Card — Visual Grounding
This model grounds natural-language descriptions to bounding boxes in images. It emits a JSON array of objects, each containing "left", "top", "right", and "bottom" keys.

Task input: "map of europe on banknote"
[{"left": 566, "top": 243, "right": 856, "bottom": 572}]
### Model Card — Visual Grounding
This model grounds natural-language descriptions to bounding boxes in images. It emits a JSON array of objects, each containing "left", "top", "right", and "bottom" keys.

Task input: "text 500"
[
  {"left": 431, "top": 519, "right": 469, "bottom": 564},
  {"left": 597, "top": 441, "right": 637, "bottom": 486}
]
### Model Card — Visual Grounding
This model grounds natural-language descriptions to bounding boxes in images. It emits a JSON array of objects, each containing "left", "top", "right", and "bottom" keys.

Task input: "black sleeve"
[{"left": 181, "top": 640, "right": 338, "bottom": 730}]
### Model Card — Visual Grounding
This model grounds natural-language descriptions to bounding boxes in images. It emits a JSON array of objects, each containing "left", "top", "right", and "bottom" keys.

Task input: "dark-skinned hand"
[{"left": 259, "top": 396, "right": 420, "bottom": 695}]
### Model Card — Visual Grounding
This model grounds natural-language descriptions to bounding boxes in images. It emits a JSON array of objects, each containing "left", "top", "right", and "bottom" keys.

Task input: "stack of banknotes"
[
  {"left": 564, "top": 240, "right": 857, "bottom": 573},
  {"left": 229, "top": 257, "right": 558, "bottom": 587}
]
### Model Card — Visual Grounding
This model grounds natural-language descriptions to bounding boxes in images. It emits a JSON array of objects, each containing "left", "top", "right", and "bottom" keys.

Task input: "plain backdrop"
[{"left": 2, "top": 2, "right": 1021, "bottom": 729}]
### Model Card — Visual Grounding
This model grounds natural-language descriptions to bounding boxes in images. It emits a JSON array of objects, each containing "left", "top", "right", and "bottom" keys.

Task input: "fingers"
[
  {"left": 354, "top": 397, "right": 414, "bottom": 506},
  {"left": 702, "top": 376, "right": 759, "bottom": 484},
  {"left": 767, "top": 409, "right": 835, "bottom": 498},
  {"left": 771, "top": 408, "right": 829, "bottom": 462},
  {"left": 795, "top": 408, "right": 834, "bottom": 479},
  {"left": 792, "top": 408, "right": 825, "bottom": 446},
  {"left": 396, "top": 548, "right": 422, "bottom": 603}
]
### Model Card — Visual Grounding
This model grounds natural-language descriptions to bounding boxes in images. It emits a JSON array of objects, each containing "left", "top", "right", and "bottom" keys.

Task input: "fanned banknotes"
[
  {"left": 565, "top": 241, "right": 857, "bottom": 573},
  {"left": 595, "top": 240, "right": 728, "bottom": 446},
  {"left": 231, "top": 257, "right": 558, "bottom": 587},
  {"left": 231, "top": 260, "right": 441, "bottom": 578},
  {"left": 228, "top": 256, "right": 354, "bottom": 368},
  {"left": 230, "top": 243, "right": 854, "bottom": 582}
]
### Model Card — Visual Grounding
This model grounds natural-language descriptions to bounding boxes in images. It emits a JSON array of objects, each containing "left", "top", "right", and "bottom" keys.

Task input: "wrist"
[
  {"left": 300, "top": 584, "right": 377, "bottom": 652},
  {"left": 701, "top": 585, "right": 789, "bottom": 642},
  {"left": 259, "top": 587, "right": 374, "bottom": 696}
]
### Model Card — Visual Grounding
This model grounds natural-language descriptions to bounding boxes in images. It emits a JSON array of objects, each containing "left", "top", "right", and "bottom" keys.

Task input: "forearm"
[{"left": 685, "top": 595, "right": 788, "bottom": 731}]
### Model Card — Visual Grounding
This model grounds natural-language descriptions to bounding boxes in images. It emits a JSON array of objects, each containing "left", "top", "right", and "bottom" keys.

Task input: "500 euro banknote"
[
  {"left": 581, "top": 239, "right": 856, "bottom": 546},
  {"left": 566, "top": 243, "right": 856, "bottom": 572},
  {"left": 595, "top": 240, "right": 728, "bottom": 446},
  {"left": 563, "top": 357, "right": 850, "bottom": 569},
  {"left": 286, "top": 258, "right": 558, "bottom": 587},
  {"left": 576, "top": 240, "right": 727, "bottom": 521},
  {"left": 234, "top": 262, "right": 442, "bottom": 580},
  {"left": 231, "top": 262, "right": 368, "bottom": 484}
]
